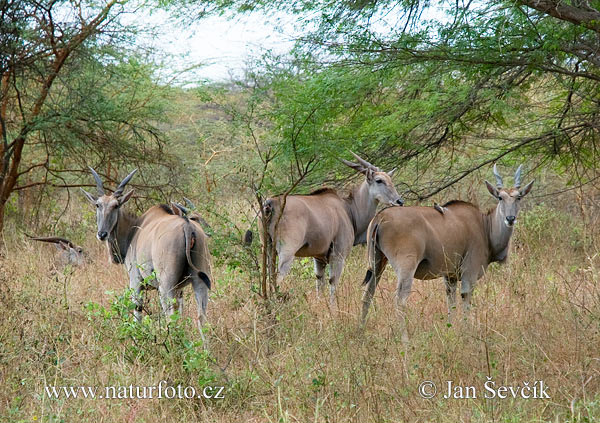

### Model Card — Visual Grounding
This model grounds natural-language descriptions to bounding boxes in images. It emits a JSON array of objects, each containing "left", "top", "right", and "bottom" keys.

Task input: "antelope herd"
[{"left": 27, "top": 155, "right": 534, "bottom": 339}]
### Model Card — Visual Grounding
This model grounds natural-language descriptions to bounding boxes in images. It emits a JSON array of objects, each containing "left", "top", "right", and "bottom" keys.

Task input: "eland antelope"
[
  {"left": 27, "top": 234, "right": 85, "bottom": 266},
  {"left": 81, "top": 168, "right": 212, "bottom": 334},
  {"left": 361, "top": 165, "right": 534, "bottom": 331},
  {"left": 262, "top": 153, "right": 404, "bottom": 303}
]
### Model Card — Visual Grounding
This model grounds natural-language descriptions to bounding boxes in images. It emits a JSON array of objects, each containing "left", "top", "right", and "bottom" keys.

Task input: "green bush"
[{"left": 85, "top": 287, "right": 217, "bottom": 387}]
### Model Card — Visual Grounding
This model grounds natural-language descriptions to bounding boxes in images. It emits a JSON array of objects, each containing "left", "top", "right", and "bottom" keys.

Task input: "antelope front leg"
[
  {"left": 159, "top": 287, "right": 176, "bottom": 319},
  {"left": 158, "top": 274, "right": 181, "bottom": 321}
]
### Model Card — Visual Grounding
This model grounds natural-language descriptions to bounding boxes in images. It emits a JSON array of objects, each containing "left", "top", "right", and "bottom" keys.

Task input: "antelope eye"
[{"left": 375, "top": 179, "right": 383, "bottom": 184}]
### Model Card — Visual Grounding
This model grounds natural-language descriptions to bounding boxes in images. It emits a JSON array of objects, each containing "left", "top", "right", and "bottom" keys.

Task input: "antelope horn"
[
  {"left": 89, "top": 167, "right": 105, "bottom": 195},
  {"left": 176, "top": 202, "right": 190, "bottom": 214},
  {"left": 341, "top": 159, "right": 361, "bottom": 171},
  {"left": 492, "top": 163, "right": 503, "bottom": 188},
  {"left": 114, "top": 168, "right": 138, "bottom": 197},
  {"left": 26, "top": 234, "right": 77, "bottom": 250},
  {"left": 349, "top": 151, "right": 380, "bottom": 171},
  {"left": 514, "top": 164, "right": 523, "bottom": 188},
  {"left": 183, "top": 197, "right": 196, "bottom": 210}
]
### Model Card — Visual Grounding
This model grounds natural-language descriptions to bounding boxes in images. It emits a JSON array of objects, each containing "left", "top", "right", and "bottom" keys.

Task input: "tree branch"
[{"left": 518, "top": 0, "right": 600, "bottom": 34}]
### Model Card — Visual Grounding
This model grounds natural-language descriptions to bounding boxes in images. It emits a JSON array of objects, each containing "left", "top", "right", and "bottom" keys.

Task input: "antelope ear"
[
  {"left": 485, "top": 180, "right": 500, "bottom": 199},
  {"left": 170, "top": 202, "right": 183, "bottom": 216},
  {"left": 56, "top": 241, "right": 70, "bottom": 251},
  {"left": 519, "top": 180, "right": 535, "bottom": 197},
  {"left": 81, "top": 188, "right": 97, "bottom": 204},
  {"left": 118, "top": 189, "right": 134, "bottom": 206},
  {"left": 387, "top": 167, "right": 397, "bottom": 177}
]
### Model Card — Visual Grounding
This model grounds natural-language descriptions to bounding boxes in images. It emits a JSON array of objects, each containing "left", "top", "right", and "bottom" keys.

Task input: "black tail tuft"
[
  {"left": 199, "top": 272, "right": 211, "bottom": 290},
  {"left": 243, "top": 230, "right": 253, "bottom": 246},
  {"left": 362, "top": 269, "right": 373, "bottom": 285}
]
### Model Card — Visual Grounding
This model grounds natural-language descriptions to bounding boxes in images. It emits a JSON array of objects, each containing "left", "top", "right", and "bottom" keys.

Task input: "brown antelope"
[
  {"left": 361, "top": 165, "right": 534, "bottom": 332},
  {"left": 81, "top": 168, "right": 212, "bottom": 336},
  {"left": 262, "top": 153, "right": 404, "bottom": 303},
  {"left": 26, "top": 234, "right": 85, "bottom": 266}
]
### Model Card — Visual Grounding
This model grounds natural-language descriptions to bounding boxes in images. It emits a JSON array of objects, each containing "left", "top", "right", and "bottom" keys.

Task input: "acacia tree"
[
  {"left": 0, "top": 0, "right": 176, "bottom": 232},
  {"left": 180, "top": 0, "right": 600, "bottom": 197}
]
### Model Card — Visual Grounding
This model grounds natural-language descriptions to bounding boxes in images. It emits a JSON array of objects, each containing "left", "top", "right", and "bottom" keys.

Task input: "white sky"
[
  {"left": 131, "top": 9, "right": 298, "bottom": 83},
  {"left": 127, "top": 5, "right": 449, "bottom": 84}
]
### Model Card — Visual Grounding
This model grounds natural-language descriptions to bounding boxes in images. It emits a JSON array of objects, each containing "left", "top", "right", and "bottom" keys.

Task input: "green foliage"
[
  {"left": 85, "top": 288, "right": 217, "bottom": 386},
  {"left": 519, "top": 203, "right": 583, "bottom": 249},
  {"left": 29, "top": 44, "right": 179, "bottom": 193},
  {"left": 0, "top": 0, "right": 183, "bottom": 232},
  {"left": 176, "top": 0, "right": 600, "bottom": 198}
]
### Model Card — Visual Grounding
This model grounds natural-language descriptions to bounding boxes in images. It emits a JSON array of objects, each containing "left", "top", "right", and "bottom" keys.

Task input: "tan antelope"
[
  {"left": 26, "top": 234, "right": 85, "bottom": 266},
  {"left": 262, "top": 153, "right": 404, "bottom": 303},
  {"left": 81, "top": 168, "right": 212, "bottom": 336},
  {"left": 361, "top": 165, "right": 534, "bottom": 332}
]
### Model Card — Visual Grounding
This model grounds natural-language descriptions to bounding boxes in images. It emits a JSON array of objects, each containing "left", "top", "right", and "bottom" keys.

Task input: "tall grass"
[{"left": 1, "top": 200, "right": 599, "bottom": 422}]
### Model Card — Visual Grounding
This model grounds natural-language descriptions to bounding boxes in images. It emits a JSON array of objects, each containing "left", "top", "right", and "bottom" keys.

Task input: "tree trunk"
[{"left": 0, "top": 198, "right": 4, "bottom": 233}]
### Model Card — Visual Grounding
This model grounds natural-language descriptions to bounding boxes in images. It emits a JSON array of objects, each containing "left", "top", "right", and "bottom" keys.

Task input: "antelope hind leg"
[
  {"left": 275, "top": 248, "right": 296, "bottom": 287},
  {"left": 361, "top": 249, "right": 388, "bottom": 325},
  {"left": 327, "top": 253, "right": 346, "bottom": 308},
  {"left": 391, "top": 261, "right": 417, "bottom": 344},
  {"left": 444, "top": 275, "right": 458, "bottom": 323},
  {"left": 314, "top": 258, "right": 327, "bottom": 297},
  {"left": 128, "top": 266, "right": 145, "bottom": 322},
  {"left": 192, "top": 276, "right": 210, "bottom": 347}
]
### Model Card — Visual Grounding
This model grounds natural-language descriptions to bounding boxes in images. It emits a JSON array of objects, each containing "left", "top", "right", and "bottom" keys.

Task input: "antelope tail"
[
  {"left": 183, "top": 222, "right": 200, "bottom": 273},
  {"left": 244, "top": 199, "right": 275, "bottom": 246},
  {"left": 362, "top": 222, "right": 379, "bottom": 285}
]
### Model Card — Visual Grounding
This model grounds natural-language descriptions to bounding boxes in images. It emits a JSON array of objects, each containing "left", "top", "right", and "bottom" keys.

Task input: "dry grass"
[{"left": 1, "top": 201, "right": 600, "bottom": 422}]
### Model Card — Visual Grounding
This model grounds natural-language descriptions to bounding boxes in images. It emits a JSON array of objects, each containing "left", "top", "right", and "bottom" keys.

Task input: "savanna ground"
[{"left": 1, "top": 182, "right": 600, "bottom": 422}]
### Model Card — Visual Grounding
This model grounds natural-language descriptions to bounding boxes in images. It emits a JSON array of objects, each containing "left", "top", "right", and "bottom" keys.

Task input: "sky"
[
  {"left": 128, "top": 5, "right": 449, "bottom": 84},
  {"left": 132, "top": 10, "right": 299, "bottom": 83}
]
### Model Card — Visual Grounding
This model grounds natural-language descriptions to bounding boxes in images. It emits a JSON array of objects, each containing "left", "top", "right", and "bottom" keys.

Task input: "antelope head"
[
  {"left": 342, "top": 151, "right": 404, "bottom": 206},
  {"left": 485, "top": 164, "right": 534, "bottom": 228},
  {"left": 27, "top": 235, "right": 85, "bottom": 266},
  {"left": 81, "top": 167, "right": 137, "bottom": 241}
]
